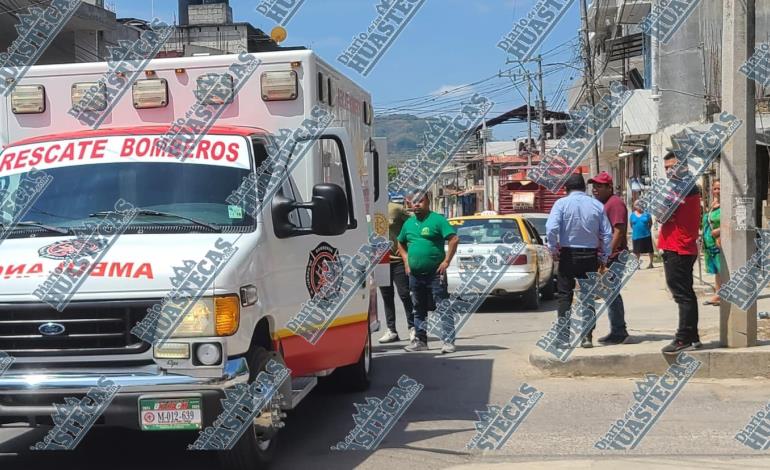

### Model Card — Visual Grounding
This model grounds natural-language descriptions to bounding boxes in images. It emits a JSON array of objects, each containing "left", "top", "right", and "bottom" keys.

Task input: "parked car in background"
[{"left": 446, "top": 213, "right": 554, "bottom": 309}]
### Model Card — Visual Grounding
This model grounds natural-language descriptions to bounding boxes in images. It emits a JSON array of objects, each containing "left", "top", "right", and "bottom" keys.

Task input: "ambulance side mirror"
[
  {"left": 308, "top": 183, "right": 348, "bottom": 236},
  {"left": 271, "top": 183, "right": 348, "bottom": 238}
]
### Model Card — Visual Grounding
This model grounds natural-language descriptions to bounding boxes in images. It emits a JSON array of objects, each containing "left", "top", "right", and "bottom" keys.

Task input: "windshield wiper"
[
  {"left": 89, "top": 209, "right": 221, "bottom": 232},
  {"left": 9, "top": 221, "right": 71, "bottom": 234}
]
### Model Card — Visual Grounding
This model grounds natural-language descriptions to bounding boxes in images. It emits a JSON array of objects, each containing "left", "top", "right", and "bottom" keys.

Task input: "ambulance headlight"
[
  {"left": 71, "top": 82, "right": 107, "bottom": 111},
  {"left": 132, "top": 78, "right": 168, "bottom": 108},
  {"left": 169, "top": 295, "right": 240, "bottom": 338},
  {"left": 11, "top": 85, "right": 45, "bottom": 114},
  {"left": 261, "top": 70, "right": 298, "bottom": 101}
]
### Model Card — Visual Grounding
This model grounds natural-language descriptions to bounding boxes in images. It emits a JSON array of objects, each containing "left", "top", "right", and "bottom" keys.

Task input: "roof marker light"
[
  {"left": 132, "top": 78, "right": 168, "bottom": 109},
  {"left": 11, "top": 85, "right": 45, "bottom": 114}
]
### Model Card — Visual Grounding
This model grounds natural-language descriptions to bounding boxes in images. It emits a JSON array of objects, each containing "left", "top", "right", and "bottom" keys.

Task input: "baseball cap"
[{"left": 588, "top": 171, "right": 613, "bottom": 185}]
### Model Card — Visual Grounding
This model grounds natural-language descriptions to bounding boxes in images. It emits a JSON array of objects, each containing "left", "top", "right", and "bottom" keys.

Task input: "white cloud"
[{"left": 430, "top": 84, "right": 473, "bottom": 96}]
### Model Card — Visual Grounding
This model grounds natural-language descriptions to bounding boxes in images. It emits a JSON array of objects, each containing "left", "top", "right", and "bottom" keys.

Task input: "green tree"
[{"left": 388, "top": 165, "right": 398, "bottom": 182}]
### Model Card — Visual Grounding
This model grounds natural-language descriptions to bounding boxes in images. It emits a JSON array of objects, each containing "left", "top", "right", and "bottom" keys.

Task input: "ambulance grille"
[{"left": 0, "top": 299, "right": 154, "bottom": 356}]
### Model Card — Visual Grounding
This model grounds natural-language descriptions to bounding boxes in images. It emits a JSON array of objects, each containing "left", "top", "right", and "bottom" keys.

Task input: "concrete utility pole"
[
  {"left": 537, "top": 55, "right": 547, "bottom": 159},
  {"left": 481, "top": 121, "right": 489, "bottom": 211},
  {"left": 579, "top": 0, "right": 600, "bottom": 175},
  {"left": 720, "top": 0, "right": 757, "bottom": 348}
]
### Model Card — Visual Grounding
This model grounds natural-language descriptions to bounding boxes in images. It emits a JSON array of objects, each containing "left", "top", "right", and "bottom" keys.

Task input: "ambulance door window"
[{"left": 319, "top": 137, "right": 355, "bottom": 227}]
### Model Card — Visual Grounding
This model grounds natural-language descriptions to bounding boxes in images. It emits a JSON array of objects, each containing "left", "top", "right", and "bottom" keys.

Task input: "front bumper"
[
  {"left": 447, "top": 271, "right": 536, "bottom": 295},
  {"left": 0, "top": 358, "right": 249, "bottom": 430}
]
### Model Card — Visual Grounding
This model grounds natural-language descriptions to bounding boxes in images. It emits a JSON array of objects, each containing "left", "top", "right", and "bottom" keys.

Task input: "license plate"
[{"left": 139, "top": 397, "right": 202, "bottom": 431}]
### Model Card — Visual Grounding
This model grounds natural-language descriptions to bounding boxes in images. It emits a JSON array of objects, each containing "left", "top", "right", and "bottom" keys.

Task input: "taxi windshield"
[
  {"left": 0, "top": 134, "right": 260, "bottom": 236},
  {"left": 451, "top": 218, "right": 523, "bottom": 244}
]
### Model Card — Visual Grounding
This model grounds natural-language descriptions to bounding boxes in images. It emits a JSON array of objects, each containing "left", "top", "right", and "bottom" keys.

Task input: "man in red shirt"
[
  {"left": 589, "top": 171, "right": 630, "bottom": 345},
  {"left": 658, "top": 152, "right": 702, "bottom": 353}
]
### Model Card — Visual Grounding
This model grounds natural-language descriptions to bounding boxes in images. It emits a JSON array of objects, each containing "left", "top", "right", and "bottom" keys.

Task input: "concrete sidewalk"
[
  {"left": 529, "top": 264, "right": 770, "bottom": 378},
  {"left": 447, "top": 457, "right": 770, "bottom": 470}
]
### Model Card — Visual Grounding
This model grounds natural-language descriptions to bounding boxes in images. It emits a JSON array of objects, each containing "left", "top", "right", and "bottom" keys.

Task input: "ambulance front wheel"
[{"left": 219, "top": 347, "right": 281, "bottom": 470}]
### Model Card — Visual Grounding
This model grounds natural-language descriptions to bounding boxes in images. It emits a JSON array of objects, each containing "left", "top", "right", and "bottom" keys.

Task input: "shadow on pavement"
[{"left": 1, "top": 346, "right": 496, "bottom": 470}]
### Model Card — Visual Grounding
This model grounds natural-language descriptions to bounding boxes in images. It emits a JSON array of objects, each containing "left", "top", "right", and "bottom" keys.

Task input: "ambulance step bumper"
[{"left": 289, "top": 376, "right": 317, "bottom": 409}]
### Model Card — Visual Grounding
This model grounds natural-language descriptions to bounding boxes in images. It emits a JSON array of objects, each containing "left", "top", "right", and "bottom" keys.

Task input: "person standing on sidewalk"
[
  {"left": 659, "top": 152, "right": 703, "bottom": 353},
  {"left": 702, "top": 180, "right": 721, "bottom": 306},
  {"left": 397, "top": 192, "right": 459, "bottom": 354},
  {"left": 378, "top": 199, "right": 415, "bottom": 344},
  {"left": 546, "top": 173, "right": 612, "bottom": 349},
  {"left": 630, "top": 202, "right": 655, "bottom": 269},
  {"left": 589, "top": 171, "right": 630, "bottom": 345}
]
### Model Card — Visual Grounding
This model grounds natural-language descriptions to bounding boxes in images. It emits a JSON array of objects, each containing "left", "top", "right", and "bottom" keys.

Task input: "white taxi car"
[{"left": 446, "top": 213, "right": 555, "bottom": 309}]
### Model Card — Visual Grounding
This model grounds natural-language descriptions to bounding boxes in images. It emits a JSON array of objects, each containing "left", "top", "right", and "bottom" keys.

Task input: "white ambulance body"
[{"left": 0, "top": 50, "right": 388, "bottom": 468}]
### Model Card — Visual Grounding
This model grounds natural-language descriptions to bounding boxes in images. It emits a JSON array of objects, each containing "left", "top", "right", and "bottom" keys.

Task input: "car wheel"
[
  {"left": 522, "top": 271, "right": 540, "bottom": 309},
  {"left": 541, "top": 270, "right": 556, "bottom": 300},
  {"left": 219, "top": 347, "right": 282, "bottom": 470},
  {"left": 332, "top": 330, "right": 372, "bottom": 392}
]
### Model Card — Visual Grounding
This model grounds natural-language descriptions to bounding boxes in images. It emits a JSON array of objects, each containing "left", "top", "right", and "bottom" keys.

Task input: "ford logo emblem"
[{"left": 38, "top": 322, "right": 66, "bottom": 336}]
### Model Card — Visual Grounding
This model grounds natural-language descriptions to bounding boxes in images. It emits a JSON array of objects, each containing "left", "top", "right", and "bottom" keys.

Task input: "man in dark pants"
[
  {"left": 397, "top": 192, "right": 459, "bottom": 354},
  {"left": 546, "top": 174, "right": 612, "bottom": 348},
  {"left": 589, "top": 171, "right": 630, "bottom": 344},
  {"left": 658, "top": 152, "right": 702, "bottom": 353},
  {"left": 378, "top": 200, "right": 415, "bottom": 343}
]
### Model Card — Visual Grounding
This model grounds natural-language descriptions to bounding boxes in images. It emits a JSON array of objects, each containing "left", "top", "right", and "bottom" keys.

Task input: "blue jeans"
[
  {"left": 606, "top": 257, "right": 628, "bottom": 337},
  {"left": 409, "top": 271, "right": 453, "bottom": 344}
]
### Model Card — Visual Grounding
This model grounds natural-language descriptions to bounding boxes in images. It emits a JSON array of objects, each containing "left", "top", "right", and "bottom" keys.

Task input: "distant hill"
[
  {"left": 374, "top": 113, "right": 483, "bottom": 161},
  {"left": 373, "top": 114, "right": 430, "bottom": 159}
]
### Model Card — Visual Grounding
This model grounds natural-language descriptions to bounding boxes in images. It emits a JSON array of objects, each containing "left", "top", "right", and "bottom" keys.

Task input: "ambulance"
[{"left": 0, "top": 50, "right": 388, "bottom": 468}]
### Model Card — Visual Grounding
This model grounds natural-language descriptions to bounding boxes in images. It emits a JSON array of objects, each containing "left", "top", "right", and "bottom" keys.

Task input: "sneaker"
[
  {"left": 598, "top": 333, "right": 629, "bottom": 345},
  {"left": 378, "top": 330, "right": 399, "bottom": 344},
  {"left": 692, "top": 340, "right": 703, "bottom": 349},
  {"left": 581, "top": 336, "right": 593, "bottom": 348},
  {"left": 661, "top": 340, "right": 693, "bottom": 354},
  {"left": 404, "top": 340, "right": 428, "bottom": 352},
  {"left": 409, "top": 327, "right": 416, "bottom": 342},
  {"left": 441, "top": 342, "right": 456, "bottom": 354}
]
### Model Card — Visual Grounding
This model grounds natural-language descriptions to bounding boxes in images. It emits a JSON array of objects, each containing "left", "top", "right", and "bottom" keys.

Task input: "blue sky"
[{"left": 113, "top": 0, "right": 583, "bottom": 140}]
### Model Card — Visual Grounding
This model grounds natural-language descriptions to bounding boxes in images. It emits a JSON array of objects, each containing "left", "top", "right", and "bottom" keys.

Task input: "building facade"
[{"left": 573, "top": 0, "right": 770, "bottom": 217}]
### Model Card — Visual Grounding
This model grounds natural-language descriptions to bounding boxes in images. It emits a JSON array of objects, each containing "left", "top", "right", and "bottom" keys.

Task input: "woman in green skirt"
[{"left": 702, "top": 181, "right": 721, "bottom": 306}]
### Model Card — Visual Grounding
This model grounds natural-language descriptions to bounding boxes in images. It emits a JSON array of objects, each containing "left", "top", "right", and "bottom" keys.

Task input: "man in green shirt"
[
  {"left": 397, "top": 192, "right": 459, "bottom": 353},
  {"left": 378, "top": 200, "right": 415, "bottom": 343}
]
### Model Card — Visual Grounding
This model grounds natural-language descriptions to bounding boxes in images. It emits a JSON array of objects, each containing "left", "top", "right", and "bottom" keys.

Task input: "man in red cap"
[{"left": 588, "top": 171, "right": 630, "bottom": 345}]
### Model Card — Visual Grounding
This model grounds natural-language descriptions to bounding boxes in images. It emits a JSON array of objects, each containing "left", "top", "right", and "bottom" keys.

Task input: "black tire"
[
  {"left": 218, "top": 347, "right": 282, "bottom": 470},
  {"left": 522, "top": 271, "right": 540, "bottom": 310},
  {"left": 333, "top": 331, "right": 372, "bottom": 392},
  {"left": 541, "top": 270, "right": 556, "bottom": 300}
]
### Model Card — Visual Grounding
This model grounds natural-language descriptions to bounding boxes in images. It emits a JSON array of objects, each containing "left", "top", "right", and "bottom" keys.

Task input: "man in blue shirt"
[{"left": 546, "top": 173, "right": 612, "bottom": 348}]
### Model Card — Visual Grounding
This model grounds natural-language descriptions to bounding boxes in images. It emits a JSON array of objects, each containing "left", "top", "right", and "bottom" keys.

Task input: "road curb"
[{"left": 529, "top": 344, "right": 770, "bottom": 378}]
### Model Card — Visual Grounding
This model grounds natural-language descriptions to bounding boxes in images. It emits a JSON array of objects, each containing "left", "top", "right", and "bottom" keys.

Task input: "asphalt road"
[{"left": 2, "top": 295, "right": 770, "bottom": 470}]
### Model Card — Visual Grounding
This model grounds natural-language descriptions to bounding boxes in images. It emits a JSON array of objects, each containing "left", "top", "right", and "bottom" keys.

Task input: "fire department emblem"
[
  {"left": 305, "top": 242, "right": 342, "bottom": 299},
  {"left": 38, "top": 238, "right": 107, "bottom": 260},
  {"left": 374, "top": 212, "right": 388, "bottom": 236}
]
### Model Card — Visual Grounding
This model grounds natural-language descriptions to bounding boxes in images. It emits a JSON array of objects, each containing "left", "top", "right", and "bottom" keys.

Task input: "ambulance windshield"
[{"left": 0, "top": 134, "right": 261, "bottom": 236}]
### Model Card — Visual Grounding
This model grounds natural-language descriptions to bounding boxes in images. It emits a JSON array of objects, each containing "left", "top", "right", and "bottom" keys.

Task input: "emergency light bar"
[
  {"left": 11, "top": 85, "right": 45, "bottom": 114},
  {"left": 196, "top": 73, "right": 234, "bottom": 105},
  {"left": 261, "top": 70, "right": 298, "bottom": 101},
  {"left": 71, "top": 82, "right": 107, "bottom": 111},
  {"left": 132, "top": 78, "right": 168, "bottom": 109}
]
